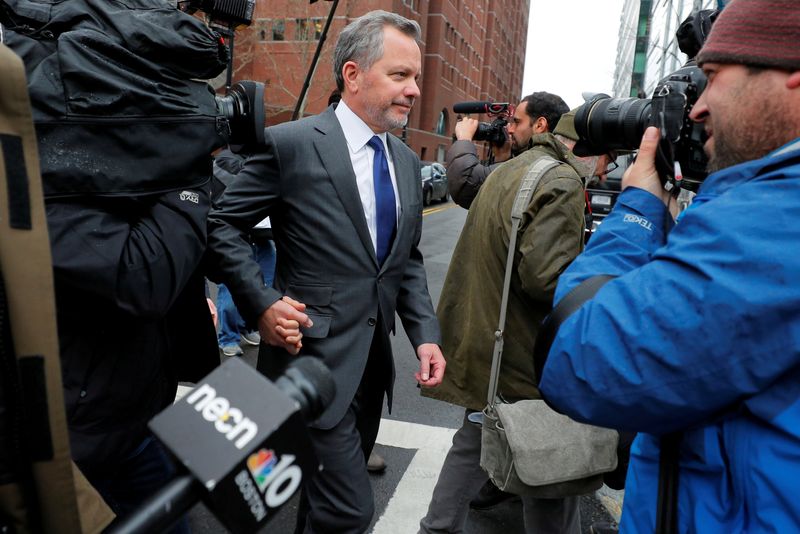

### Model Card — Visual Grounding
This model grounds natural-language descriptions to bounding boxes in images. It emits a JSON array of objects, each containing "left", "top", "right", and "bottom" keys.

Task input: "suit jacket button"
[{"left": 368, "top": 318, "right": 376, "bottom": 326}]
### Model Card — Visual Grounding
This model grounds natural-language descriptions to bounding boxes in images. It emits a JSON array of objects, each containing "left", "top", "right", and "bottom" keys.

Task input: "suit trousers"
[
  {"left": 294, "top": 326, "right": 392, "bottom": 534},
  {"left": 419, "top": 410, "right": 581, "bottom": 534}
]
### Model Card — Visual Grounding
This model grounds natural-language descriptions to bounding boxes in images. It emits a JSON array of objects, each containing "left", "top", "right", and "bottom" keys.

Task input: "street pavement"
[{"left": 189, "top": 200, "right": 621, "bottom": 533}]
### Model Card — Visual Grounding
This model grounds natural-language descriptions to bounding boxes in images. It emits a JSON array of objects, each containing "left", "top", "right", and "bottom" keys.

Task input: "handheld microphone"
[
  {"left": 452, "top": 101, "right": 510, "bottom": 115},
  {"left": 110, "top": 356, "right": 335, "bottom": 534}
]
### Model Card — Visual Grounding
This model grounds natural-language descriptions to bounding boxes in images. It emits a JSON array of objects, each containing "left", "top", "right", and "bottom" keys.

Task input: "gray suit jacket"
[{"left": 207, "top": 106, "right": 441, "bottom": 429}]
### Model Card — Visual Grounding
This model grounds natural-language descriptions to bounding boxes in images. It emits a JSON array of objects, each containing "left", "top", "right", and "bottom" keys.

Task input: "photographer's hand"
[
  {"left": 623, "top": 127, "right": 678, "bottom": 216},
  {"left": 259, "top": 296, "right": 313, "bottom": 355},
  {"left": 454, "top": 117, "right": 480, "bottom": 141}
]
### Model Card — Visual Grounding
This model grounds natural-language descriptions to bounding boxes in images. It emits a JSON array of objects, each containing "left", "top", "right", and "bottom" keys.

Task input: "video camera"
[
  {"left": 181, "top": 0, "right": 265, "bottom": 149},
  {"left": 181, "top": 0, "right": 256, "bottom": 29},
  {"left": 452, "top": 101, "right": 512, "bottom": 145},
  {"left": 572, "top": 9, "right": 719, "bottom": 193},
  {"left": 0, "top": 0, "right": 265, "bottom": 198}
]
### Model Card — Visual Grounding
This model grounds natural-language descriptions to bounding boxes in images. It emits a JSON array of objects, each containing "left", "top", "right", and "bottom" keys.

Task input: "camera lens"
[
  {"left": 574, "top": 95, "right": 651, "bottom": 156},
  {"left": 215, "top": 80, "right": 265, "bottom": 148}
]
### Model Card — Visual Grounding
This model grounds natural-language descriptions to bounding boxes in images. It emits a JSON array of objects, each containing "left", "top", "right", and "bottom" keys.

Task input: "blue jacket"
[{"left": 540, "top": 138, "right": 800, "bottom": 533}]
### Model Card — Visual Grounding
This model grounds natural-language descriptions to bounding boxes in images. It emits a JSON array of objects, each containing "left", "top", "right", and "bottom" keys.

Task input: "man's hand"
[
  {"left": 622, "top": 127, "right": 677, "bottom": 211},
  {"left": 206, "top": 297, "right": 218, "bottom": 329},
  {"left": 258, "top": 296, "right": 313, "bottom": 355},
  {"left": 415, "top": 343, "right": 446, "bottom": 387},
  {"left": 454, "top": 117, "right": 480, "bottom": 141}
]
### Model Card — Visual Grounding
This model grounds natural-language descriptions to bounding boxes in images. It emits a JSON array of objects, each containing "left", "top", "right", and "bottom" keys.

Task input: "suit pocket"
[
  {"left": 287, "top": 284, "right": 333, "bottom": 339},
  {"left": 302, "top": 313, "right": 332, "bottom": 339},
  {"left": 286, "top": 284, "right": 333, "bottom": 306}
]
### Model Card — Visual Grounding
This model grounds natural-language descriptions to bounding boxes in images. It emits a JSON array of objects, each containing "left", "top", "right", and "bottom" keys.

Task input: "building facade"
[
  {"left": 220, "top": 0, "right": 528, "bottom": 162},
  {"left": 613, "top": 0, "right": 729, "bottom": 99}
]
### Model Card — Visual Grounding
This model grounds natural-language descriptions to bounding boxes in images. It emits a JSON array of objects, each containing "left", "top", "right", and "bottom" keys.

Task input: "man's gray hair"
[{"left": 333, "top": 10, "right": 421, "bottom": 92}]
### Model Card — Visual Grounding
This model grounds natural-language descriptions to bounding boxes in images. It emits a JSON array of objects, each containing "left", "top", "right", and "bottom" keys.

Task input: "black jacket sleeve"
[{"left": 45, "top": 184, "right": 211, "bottom": 318}]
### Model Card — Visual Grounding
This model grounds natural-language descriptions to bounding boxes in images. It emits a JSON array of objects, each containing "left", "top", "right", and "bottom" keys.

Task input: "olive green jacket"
[{"left": 423, "top": 134, "right": 587, "bottom": 411}]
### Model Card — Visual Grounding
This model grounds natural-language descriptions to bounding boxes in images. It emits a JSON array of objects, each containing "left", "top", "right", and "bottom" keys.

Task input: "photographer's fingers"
[
  {"left": 454, "top": 117, "right": 480, "bottom": 141},
  {"left": 622, "top": 127, "right": 668, "bottom": 202}
]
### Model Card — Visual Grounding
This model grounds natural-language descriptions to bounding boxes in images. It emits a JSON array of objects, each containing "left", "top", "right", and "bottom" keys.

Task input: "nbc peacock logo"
[
  {"left": 247, "top": 449, "right": 278, "bottom": 491},
  {"left": 245, "top": 448, "right": 303, "bottom": 507}
]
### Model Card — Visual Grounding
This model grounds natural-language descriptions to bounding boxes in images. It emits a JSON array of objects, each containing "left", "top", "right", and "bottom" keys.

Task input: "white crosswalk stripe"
[{"left": 371, "top": 419, "right": 456, "bottom": 534}]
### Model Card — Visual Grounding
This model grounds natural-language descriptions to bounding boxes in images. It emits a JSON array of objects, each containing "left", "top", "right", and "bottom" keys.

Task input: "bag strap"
[
  {"left": 656, "top": 432, "right": 682, "bottom": 534},
  {"left": 486, "top": 156, "right": 560, "bottom": 407}
]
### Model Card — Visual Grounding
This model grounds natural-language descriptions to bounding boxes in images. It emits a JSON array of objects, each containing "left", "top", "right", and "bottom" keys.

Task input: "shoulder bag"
[{"left": 479, "top": 156, "right": 619, "bottom": 498}]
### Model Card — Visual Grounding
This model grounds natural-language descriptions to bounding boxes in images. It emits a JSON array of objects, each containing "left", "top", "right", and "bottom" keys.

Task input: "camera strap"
[{"left": 650, "top": 85, "right": 685, "bottom": 196}]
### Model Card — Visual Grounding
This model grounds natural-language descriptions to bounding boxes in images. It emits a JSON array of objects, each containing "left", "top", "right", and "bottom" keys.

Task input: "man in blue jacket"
[{"left": 539, "top": 0, "right": 800, "bottom": 532}]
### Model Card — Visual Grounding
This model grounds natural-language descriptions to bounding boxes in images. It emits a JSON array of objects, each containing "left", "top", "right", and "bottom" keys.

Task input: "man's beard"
[
  {"left": 707, "top": 95, "right": 793, "bottom": 172},
  {"left": 365, "top": 100, "right": 411, "bottom": 132},
  {"left": 510, "top": 138, "right": 528, "bottom": 156}
]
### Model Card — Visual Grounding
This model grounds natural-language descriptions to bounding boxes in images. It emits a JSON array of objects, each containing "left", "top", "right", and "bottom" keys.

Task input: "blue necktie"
[{"left": 367, "top": 136, "right": 397, "bottom": 265}]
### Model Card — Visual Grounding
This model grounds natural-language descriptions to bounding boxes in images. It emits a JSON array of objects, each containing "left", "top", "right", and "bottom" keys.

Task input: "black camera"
[
  {"left": 452, "top": 101, "right": 511, "bottom": 146},
  {"left": 573, "top": 9, "right": 721, "bottom": 193},
  {"left": 216, "top": 80, "right": 266, "bottom": 148},
  {"left": 182, "top": 0, "right": 266, "bottom": 149},
  {"left": 574, "top": 64, "right": 708, "bottom": 192},
  {"left": 182, "top": 0, "right": 256, "bottom": 28},
  {"left": 474, "top": 118, "right": 509, "bottom": 145}
]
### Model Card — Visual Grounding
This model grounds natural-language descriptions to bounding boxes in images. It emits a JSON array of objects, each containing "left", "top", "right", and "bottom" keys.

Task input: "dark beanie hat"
[{"left": 697, "top": 0, "right": 800, "bottom": 71}]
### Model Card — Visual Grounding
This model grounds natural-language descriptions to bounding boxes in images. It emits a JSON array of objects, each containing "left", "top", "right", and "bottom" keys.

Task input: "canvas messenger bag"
[{"left": 479, "top": 156, "right": 619, "bottom": 498}]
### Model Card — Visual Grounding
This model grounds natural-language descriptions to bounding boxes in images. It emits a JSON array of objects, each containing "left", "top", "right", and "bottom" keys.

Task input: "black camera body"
[
  {"left": 573, "top": 7, "right": 721, "bottom": 193},
  {"left": 452, "top": 101, "right": 511, "bottom": 146},
  {"left": 574, "top": 63, "right": 708, "bottom": 192},
  {"left": 183, "top": 0, "right": 256, "bottom": 28},
  {"left": 474, "top": 117, "right": 509, "bottom": 145},
  {"left": 216, "top": 80, "right": 266, "bottom": 148}
]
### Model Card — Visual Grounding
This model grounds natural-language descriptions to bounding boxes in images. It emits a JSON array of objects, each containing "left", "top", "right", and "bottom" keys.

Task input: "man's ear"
[
  {"left": 534, "top": 116, "right": 548, "bottom": 134},
  {"left": 342, "top": 61, "right": 361, "bottom": 93},
  {"left": 787, "top": 71, "right": 800, "bottom": 90}
]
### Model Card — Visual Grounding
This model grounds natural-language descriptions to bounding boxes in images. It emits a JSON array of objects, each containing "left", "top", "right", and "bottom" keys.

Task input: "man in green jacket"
[{"left": 418, "top": 109, "right": 615, "bottom": 533}]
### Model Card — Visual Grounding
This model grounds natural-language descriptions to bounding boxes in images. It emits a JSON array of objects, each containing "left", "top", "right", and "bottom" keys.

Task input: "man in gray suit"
[{"left": 207, "top": 10, "right": 446, "bottom": 533}]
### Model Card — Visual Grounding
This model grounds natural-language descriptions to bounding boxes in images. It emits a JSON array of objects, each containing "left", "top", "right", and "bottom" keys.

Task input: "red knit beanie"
[{"left": 697, "top": 0, "right": 800, "bottom": 71}]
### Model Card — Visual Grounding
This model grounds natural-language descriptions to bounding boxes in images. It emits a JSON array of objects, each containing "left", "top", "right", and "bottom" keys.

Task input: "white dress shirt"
[{"left": 334, "top": 101, "right": 401, "bottom": 255}]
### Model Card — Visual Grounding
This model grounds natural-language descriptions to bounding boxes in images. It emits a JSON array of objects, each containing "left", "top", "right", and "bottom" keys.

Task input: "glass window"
[
  {"left": 313, "top": 18, "right": 324, "bottom": 40},
  {"left": 633, "top": 51, "right": 647, "bottom": 72},
  {"left": 255, "top": 19, "right": 270, "bottom": 42},
  {"left": 436, "top": 110, "right": 448, "bottom": 136},
  {"left": 295, "top": 18, "right": 310, "bottom": 41},
  {"left": 272, "top": 19, "right": 285, "bottom": 41}
]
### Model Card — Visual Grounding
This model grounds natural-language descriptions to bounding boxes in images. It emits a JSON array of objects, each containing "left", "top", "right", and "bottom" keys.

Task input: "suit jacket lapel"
[{"left": 312, "top": 109, "right": 378, "bottom": 266}]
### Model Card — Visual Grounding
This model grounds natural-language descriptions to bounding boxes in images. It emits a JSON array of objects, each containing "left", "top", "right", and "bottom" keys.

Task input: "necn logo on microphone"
[{"left": 185, "top": 383, "right": 259, "bottom": 449}]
